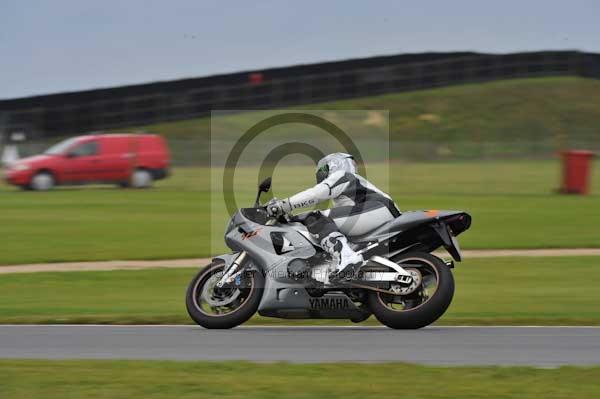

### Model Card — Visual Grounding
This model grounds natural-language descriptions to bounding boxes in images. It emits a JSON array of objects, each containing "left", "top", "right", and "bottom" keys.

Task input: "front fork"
[
  {"left": 215, "top": 251, "right": 247, "bottom": 288},
  {"left": 216, "top": 218, "right": 275, "bottom": 288}
]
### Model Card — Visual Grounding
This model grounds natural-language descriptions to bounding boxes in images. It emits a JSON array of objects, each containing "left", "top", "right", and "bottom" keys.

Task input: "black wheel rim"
[
  {"left": 376, "top": 258, "right": 440, "bottom": 312},
  {"left": 192, "top": 264, "right": 255, "bottom": 317}
]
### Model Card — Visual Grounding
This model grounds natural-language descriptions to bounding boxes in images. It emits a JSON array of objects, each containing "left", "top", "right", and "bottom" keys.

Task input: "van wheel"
[
  {"left": 30, "top": 172, "right": 55, "bottom": 191},
  {"left": 131, "top": 169, "right": 153, "bottom": 188}
]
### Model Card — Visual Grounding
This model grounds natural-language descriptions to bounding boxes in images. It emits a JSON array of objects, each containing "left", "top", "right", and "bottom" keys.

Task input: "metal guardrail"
[{"left": 0, "top": 51, "right": 598, "bottom": 138}]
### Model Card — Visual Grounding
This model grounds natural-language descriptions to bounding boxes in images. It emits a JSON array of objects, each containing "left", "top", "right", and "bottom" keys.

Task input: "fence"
[{"left": 1, "top": 51, "right": 599, "bottom": 139}]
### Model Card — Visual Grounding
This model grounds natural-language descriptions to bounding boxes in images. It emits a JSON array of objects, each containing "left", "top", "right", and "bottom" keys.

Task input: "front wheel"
[
  {"left": 185, "top": 260, "right": 264, "bottom": 329},
  {"left": 367, "top": 252, "right": 454, "bottom": 329},
  {"left": 30, "top": 172, "right": 55, "bottom": 191}
]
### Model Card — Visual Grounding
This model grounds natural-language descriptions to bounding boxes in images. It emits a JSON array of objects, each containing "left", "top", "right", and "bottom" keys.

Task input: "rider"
[{"left": 266, "top": 153, "right": 400, "bottom": 282}]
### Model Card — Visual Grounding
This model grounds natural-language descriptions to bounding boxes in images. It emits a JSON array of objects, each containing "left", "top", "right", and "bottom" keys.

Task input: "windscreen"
[
  {"left": 240, "top": 208, "right": 269, "bottom": 225},
  {"left": 44, "top": 138, "right": 78, "bottom": 155}
]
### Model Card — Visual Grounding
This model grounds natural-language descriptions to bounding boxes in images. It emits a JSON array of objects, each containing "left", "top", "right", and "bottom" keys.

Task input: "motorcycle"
[{"left": 186, "top": 177, "right": 471, "bottom": 329}]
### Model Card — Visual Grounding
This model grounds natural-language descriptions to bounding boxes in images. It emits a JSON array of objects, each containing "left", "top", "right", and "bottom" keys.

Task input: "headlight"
[{"left": 12, "top": 164, "right": 30, "bottom": 171}]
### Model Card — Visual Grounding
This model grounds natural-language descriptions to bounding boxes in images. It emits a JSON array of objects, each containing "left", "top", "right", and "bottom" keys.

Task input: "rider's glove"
[{"left": 266, "top": 198, "right": 290, "bottom": 218}]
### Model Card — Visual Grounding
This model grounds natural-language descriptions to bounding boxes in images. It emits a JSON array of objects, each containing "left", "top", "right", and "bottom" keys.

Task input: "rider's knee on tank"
[{"left": 304, "top": 211, "right": 339, "bottom": 240}]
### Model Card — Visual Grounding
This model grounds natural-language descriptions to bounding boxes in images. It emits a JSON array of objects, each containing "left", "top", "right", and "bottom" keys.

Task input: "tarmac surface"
[{"left": 1, "top": 325, "right": 599, "bottom": 366}]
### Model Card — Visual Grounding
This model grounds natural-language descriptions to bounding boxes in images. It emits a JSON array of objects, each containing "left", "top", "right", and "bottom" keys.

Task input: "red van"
[{"left": 4, "top": 134, "right": 170, "bottom": 190}]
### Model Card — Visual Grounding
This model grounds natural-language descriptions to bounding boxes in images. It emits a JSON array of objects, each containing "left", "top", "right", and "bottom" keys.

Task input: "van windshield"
[{"left": 44, "top": 138, "right": 78, "bottom": 155}]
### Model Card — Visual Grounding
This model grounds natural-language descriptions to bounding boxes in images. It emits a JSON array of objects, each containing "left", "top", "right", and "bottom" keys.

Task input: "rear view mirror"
[{"left": 259, "top": 177, "right": 272, "bottom": 193}]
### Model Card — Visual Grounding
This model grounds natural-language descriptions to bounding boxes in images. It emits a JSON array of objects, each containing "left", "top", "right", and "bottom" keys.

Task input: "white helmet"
[{"left": 316, "top": 153, "right": 357, "bottom": 183}]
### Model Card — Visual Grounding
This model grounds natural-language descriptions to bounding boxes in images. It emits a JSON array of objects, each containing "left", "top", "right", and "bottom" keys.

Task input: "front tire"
[
  {"left": 186, "top": 261, "right": 264, "bottom": 329},
  {"left": 368, "top": 252, "right": 454, "bottom": 329},
  {"left": 30, "top": 172, "right": 55, "bottom": 191}
]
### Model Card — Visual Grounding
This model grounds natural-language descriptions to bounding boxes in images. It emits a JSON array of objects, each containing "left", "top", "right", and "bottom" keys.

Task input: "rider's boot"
[{"left": 320, "top": 232, "right": 364, "bottom": 282}]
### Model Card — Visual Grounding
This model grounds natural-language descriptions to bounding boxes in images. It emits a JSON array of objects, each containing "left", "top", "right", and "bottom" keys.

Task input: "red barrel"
[{"left": 560, "top": 150, "right": 595, "bottom": 195}]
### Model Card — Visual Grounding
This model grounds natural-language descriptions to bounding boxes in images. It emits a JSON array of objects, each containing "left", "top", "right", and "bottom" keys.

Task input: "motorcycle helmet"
[{"left": 316, "top": 153, "right": 357, "bottom": 183}]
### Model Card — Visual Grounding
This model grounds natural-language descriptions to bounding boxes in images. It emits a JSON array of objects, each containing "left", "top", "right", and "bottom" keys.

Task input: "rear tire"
[
  {"left": 186, "top": 261, "right": 264, "bottom": 329},
  {"left": 131, "top": 169, "right": 153, "bottom": 188},
  {"left": 367, "top": 252, "right": 454, "bottom": 329},
  {"left": 30, "top": 172, "right": 55, "bottom": 191}
]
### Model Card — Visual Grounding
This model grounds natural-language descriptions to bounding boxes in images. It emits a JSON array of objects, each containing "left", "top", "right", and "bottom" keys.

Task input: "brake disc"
[
  {"left": 201, "top": 273, "right": 242, "bottom": 307},
  {"left": 389, "top": 268, "right": 422, "bottom": 295}
]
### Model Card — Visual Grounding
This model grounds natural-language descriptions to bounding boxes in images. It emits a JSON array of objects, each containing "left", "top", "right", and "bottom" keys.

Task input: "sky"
[{"left": 1, "top": 0, "right": 599, "bottom": 99}]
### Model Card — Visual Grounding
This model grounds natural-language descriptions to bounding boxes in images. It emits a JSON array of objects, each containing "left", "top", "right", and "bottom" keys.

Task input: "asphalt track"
[{"left": 1, "top": 325, "right": 599, "bottom": 366}]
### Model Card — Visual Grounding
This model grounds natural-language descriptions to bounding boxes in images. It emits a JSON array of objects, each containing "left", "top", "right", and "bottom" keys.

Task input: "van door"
[
  {"left": 63, "top": 139, "right": 103, "bottom": 183},
  {"left": 100, "top": 136, "right": 136, "bottom": 182}
]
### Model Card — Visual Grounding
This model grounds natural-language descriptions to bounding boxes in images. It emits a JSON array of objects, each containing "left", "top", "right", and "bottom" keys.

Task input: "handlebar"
[{"left": 258, "top": 204, "right": 303, "bottom": 224}]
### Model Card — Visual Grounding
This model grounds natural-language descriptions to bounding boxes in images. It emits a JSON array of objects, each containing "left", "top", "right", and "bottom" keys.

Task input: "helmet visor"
[{"left": 316, "top": 164, "right": 329, "bottom": 183}]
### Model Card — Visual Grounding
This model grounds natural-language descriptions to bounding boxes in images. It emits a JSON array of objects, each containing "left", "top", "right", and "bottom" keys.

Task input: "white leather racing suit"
[
  {"left": 273, "top": 153, "right": 401, "bottom": 280},
  {"left": 284, "top": 169, "right": 400, "bottom": 236}
]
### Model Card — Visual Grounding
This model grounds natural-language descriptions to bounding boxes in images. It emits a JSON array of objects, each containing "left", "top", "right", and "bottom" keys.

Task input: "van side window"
[{"left": 69, "top": 141, "right": 98, "bottom": 157}]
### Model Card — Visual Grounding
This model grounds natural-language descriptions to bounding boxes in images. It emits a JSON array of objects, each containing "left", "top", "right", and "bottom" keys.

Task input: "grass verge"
[
  {"left": 1, "top": 360, "right": 599, "bottom": 399},
  {"left": 1, "top": 256, "right": 599, "bottom": 325},
  {"left": 1, "top": 161, "right": 599, "bottom": 265}
]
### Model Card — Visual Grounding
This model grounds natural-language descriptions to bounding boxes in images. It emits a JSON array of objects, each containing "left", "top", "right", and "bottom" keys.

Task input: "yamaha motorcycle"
[{"left": 186, "top": 177, "right": 471, "bottom": 329}]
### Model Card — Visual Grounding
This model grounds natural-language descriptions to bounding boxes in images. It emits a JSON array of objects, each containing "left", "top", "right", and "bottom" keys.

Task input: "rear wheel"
[
  {"left": 367, "top": 252, "right": 454, "bottom": 329},
  {"left": 186, "top": 261, "right": 264, "bottom": 329},
  {"left": 131, "top": 169, "right": 153, "bottom": 188}
]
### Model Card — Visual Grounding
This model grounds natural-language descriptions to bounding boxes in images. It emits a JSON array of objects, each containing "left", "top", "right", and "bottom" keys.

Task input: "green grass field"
[
  {"left": 2, "top": 360, "right": 599, "bottom": 399},
  {"left": 1, "top": 256, "right": 598, "bottom": 325},
  {"left": 1, "top": 161, "right": 599, "bottom": 265}
]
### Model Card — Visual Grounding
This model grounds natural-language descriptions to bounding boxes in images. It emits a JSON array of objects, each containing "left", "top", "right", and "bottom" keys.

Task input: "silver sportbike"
[{"left": 186, "top": 177, "right": 471, "bottom": 329}]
